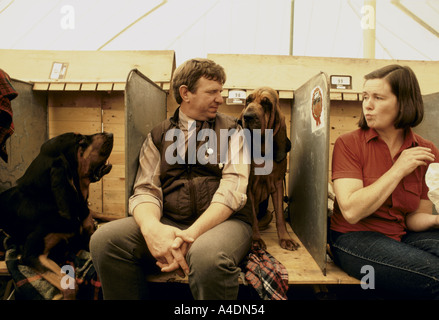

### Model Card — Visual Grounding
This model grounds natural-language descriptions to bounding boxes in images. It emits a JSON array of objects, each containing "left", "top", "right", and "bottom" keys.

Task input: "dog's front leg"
[
  {"left": 249, "top": 192, "right": 267, "bottom": 249},
  {"left": 272, "top": 181, "right": 299, "bottom": 251}
]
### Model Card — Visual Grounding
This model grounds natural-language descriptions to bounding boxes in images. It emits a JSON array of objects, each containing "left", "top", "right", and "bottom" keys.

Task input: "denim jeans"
[
  {"left": 329, "top": 229, "right": 439, "bottom": 299},
  {"left": 90, "top": 216, "right": 252, "bottom": 300}
]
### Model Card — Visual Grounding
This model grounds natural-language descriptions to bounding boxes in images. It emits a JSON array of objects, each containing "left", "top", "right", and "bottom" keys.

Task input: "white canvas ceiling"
[{"left": 0, "top": 0, "right": 438, "bottom": 65}]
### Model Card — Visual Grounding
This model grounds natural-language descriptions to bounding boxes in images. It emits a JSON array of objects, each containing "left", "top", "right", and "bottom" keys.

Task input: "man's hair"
[
  {"left": 358, "top": 64, "right": 424, "bottom": 130},
  {"left": 171, "top": 58, "right": 226, "bottom": 104}
]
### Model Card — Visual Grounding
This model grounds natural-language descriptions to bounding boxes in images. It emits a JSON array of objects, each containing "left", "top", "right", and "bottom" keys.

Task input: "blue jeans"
[{"left": 329, "top": 229, "right": 439, "bottom": 299}]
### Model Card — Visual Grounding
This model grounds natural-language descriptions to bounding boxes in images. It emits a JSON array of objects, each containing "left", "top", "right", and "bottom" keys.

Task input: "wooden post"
[{"left": 362, "top": 0, "right": 376, "bottom": 59}]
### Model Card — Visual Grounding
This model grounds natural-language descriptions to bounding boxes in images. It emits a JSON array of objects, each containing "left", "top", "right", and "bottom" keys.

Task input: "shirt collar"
[
  {"left": 364, "top": 127, "right": 419, "bottom": 147},
  {"left": 178, "top": 108, "right": 196, "bottom": 131},
  {"left": 170, "top": 106, "right": 216, "bottom": 130}
]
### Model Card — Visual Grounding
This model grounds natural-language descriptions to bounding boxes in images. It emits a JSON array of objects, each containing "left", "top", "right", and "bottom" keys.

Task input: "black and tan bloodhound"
[
  {"left": 241, "top": 87, "right": 299, "bottom": 251},
  {"left": 0, "top": 132, "right": 113, "bottom": 298}
]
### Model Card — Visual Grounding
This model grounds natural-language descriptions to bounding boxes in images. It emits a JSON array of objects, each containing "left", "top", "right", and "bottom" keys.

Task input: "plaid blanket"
[
  {"left": 243, "top": 244, "right": 289, "bottom": 300},
  {"left": 0, "top": 69, "right": 18, "bottom": 163},
  {"left": 3, "top": 236, "right": 102, "bottom": 300}
]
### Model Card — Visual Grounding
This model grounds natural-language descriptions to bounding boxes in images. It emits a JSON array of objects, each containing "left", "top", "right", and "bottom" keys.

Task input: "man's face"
[{"left": 181, "top": 77, "right": 224, "bottom": 121}]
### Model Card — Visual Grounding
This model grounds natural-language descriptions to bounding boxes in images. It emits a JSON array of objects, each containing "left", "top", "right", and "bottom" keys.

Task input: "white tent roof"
[{"left": 1, "top": 0, "right": 438, "bottom": 65}]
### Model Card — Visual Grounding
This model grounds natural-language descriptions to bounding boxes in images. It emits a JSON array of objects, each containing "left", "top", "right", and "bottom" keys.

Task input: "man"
[{"left": 90, "top": 58, "right": 252, "bottom": 300}]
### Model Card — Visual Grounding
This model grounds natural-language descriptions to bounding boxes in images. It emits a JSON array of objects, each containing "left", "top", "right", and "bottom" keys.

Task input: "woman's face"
[{"left": 362, "top": 78, "right": 399, "bottom": 132}]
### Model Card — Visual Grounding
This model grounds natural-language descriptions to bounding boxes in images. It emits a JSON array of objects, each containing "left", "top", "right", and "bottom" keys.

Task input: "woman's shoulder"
[
  {"left": 336, "top": 128, "right": 369, "bottom": 145},
  {"left": 413, "top": 131, "right": 438, "bottom": 150}
]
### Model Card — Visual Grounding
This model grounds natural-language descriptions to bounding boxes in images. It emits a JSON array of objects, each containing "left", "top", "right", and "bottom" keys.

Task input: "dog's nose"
[{"left": 243, "top": 112, "right": 256, "bottom": 123}]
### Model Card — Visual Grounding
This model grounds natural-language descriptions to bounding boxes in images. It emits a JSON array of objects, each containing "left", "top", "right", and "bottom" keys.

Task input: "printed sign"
[{"left": 310, "top": 86, "right": 324, "bottom": 132}]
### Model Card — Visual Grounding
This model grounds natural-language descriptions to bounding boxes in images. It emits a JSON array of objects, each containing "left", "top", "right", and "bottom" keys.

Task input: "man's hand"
[
  {"left": 133, "top": 204, "right": 190, "bottom": 277},
  {"left": 142, "top": 222, "right": 190, "bottom": 276},
  {"left": 160, "top": 231, "right": 195, "bottom": 275}
]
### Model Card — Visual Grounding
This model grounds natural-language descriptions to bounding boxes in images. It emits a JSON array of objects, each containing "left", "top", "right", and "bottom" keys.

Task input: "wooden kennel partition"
[
  {"left": 0, "top": 79, "right": 47, "bottom": 192},
  {"left": 0, "top": 49, "right": 175, "bottom": 219},
  {"left": 124, "top": 69, "right": 167, "bottom": 213},
  {"left": 289, "top": 72, "right": 330, "bottom": 274}
]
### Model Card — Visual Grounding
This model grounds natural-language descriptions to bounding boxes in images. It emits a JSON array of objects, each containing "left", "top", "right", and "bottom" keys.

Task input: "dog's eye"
[
  {"left": 246, "top": 95, "right": 254, "bottom": 105},
  {"left": 261, "top": 97, "right": 272, "bottom": 110}
]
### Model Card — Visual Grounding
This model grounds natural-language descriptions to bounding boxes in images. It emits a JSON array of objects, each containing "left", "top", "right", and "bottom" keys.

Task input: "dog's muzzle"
[
  {"left": 243, "top": 111, "right": 261, "bottom": 130},
  {"left": 91, "top": 161, "right": 112, "bottom": 182}
]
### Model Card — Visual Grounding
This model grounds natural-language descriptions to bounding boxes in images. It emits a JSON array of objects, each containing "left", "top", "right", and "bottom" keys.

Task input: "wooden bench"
[
  {"left": 146, "top": 221, "right": 360, "bottom": 286},
  {"left": 0, "top": 222, "right": 358, "bottom": 300},
  {"left": 0, "top": 260, "right": 15, "bottom": 300}
]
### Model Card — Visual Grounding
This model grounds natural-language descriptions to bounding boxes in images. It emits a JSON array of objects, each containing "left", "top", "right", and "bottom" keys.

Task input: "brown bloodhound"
[{"left": 241, "top": 87, "right": 299, "bottom": 251}]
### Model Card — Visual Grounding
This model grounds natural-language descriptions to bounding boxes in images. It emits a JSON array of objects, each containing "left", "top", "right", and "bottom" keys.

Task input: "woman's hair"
[
  {"left": 171, "top": 58, "right": 226, "bottom": 104},
  {"left": 358, "top": 64, "right": 424, "bottom": 129}
]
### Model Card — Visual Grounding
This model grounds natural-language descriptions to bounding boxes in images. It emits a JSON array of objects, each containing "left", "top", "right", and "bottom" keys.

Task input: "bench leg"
[{"left": 312, "top": 284, "right": 336, "bottom": 300}]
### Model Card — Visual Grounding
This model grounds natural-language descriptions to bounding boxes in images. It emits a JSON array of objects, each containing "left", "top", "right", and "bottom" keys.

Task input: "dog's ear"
[
  {"left": 40, "top": 133, "right": 82, "bottom": 157},
  {"left": 273, "top": 120, "right": 291, "bottom": 163},
  {"left": 266, "top": 90, "right": 281, "bottom": 136}
]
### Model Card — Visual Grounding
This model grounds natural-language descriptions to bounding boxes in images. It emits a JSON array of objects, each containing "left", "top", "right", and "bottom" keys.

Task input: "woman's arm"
[
  {"left": 406, "top": 199, "right": 439, "bottom": 231},
  {"left": 335, "top": 147, "right": 435, "bottom": 224}
]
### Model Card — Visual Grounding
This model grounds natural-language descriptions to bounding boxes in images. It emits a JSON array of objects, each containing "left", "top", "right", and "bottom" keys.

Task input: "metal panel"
[
  {"left": 413, "top": 92, "right": 439, "bottom": 148},
  {"left": 124, "top": 69, "right": 167, "bottom": 214},
  {"left": 413, "top": 92, "right": 439, "bottom": 214},
  {"left": 0, "top": 79, "right": 47, "bottom": 191},
  {"left": 289, "top": 72, "right": 330, "bottom": 275}
]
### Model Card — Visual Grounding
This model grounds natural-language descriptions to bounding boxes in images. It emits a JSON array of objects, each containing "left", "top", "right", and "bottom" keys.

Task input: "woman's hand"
[{"left": 391, "top": 147, "right": 435, "bottom": 179}]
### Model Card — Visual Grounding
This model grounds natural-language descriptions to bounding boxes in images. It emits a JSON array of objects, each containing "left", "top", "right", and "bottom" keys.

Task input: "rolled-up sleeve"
[
  {"left": 128, "top": 133, "right": 163, "bottom": 215},
  {"left": 211, "top": 127, "right": 250, "bottom": 212}
]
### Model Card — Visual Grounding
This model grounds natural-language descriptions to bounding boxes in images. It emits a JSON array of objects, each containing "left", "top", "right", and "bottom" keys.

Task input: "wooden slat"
[
  {"left": 0, "top": 261, "right": 9, "bottom": 276},
  {"left": 278, "top": 90, "right": 294, "bottom": 99},
  {"left": 97, "top": 83, "right": 114, "bottom": 91},
  {"left": 65, "top": 83, "right": 82, "bottom": 91},
  {"left": 48, "top": 83, "right": 66, "bottom": 91},
  {"left": 101, "top": 92, "right": 126, "bottom": 217},
  {"left": 33, "top": 82, "right": 49, "bottom": 90},
  {"left": 81, "top": 83, "right": 97, "bottom": 91},
  {"left": 112, "top": 83, "right": 126, "bottom": 91}
]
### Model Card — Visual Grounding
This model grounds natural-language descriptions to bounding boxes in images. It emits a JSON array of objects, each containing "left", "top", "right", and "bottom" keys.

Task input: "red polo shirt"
[{"left": 331, "top": 128, "right": 439, "bottom": 241}]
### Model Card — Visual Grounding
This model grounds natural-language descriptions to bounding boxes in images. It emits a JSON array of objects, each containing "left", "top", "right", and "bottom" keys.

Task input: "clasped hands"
[{"left": 148, "top": 224, "right": 195, "bottom": 277}]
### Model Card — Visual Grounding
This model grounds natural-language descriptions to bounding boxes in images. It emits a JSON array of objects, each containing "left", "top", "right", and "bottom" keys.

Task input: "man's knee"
[{"left": 90, "top": 217, "right": 142, "bottom": 262}]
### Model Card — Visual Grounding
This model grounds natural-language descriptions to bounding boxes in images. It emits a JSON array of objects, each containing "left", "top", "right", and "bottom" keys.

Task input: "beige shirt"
[{"left": 128, "top": 109, "right": 250, "bottom": 217}]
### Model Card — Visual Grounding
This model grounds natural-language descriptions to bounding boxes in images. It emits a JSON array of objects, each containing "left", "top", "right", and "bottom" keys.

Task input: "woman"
[{"left": 329, "top": 64, "right": 439, "bottom": 299}]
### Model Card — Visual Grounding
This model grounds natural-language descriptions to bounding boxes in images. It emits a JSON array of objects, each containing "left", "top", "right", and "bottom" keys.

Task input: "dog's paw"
[
  {"left": 251, "top": 238, "right": 267, "bottom": 250},
  {"left": 280, "top": 238, "right": 300, "bottom": 251}
]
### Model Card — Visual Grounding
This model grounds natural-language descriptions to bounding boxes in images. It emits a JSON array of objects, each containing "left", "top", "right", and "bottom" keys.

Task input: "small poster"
[
  {"left": 310, "top": 86, "right": 324, "bottom": 133},
  {"left": 50, "top": 62, "right": 68, "bottom": 80}
]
